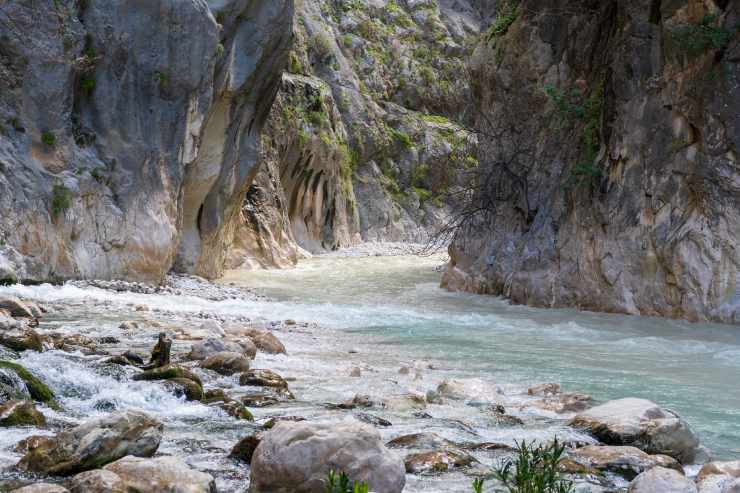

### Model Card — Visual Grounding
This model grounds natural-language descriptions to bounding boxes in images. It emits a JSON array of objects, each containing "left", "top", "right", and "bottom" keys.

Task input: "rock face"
[
  {"left": 0, "top": 0, "right": 294, "bottom": 282},
  {"left": 249, "top": 418, "right": 406, "bottom": 493},
  {"left": 17, "top": 410, "right": 163, "bottom": 475},
  {"left": 569, "top": 398, "right": 700, "bottom": 463},
  {"left": 629, "top": 466, "right": 698, "bottom": 493},
  {"left": 443, "top": 0, "right": 740, "bottom": 323},
  {"left": 103, "top": 455, "right": 217, "bottom": 493}
]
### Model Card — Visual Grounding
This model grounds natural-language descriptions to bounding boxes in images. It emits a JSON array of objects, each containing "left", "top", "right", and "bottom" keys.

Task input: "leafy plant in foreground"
[
  {"left": 495, "top": 439, "right": 573, "bottom": 493},
  {"left": 325, "top": 470, "right": 369, "bottom": 493}
]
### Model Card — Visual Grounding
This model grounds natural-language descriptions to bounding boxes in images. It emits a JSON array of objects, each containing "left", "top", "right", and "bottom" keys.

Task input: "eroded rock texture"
[
  {"left": 444, "top": 0, "right": 740, "bottom": 323},
  {"left": 0, "top": 0, "right": 293, "bottom": 282}
]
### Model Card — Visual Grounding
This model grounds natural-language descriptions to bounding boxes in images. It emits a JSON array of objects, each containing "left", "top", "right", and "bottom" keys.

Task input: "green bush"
[
  {"left": 325, "top": 471, "right": 368, "bottom": 493},
  {"left": 669, "top": 15, "right": 734, "bottom": 57},
  {"left": 495, "top": 439, "right": 573, "bottom": 493},
  {"left": 41, "top": 131, "right": 56, "bottom": 147},
  {"left": 390, "top": 128, "right": 413, "bottom": 149},
  {"left": 80, "top": 75, "right": 96, "bottom": 96},
  {"left": 51, "top": 183, "right": 72, "bottom": 217},
  {"left": 488, "top": 0, "right": 520, "bottom": 40},
  {"left": 311, "top": 33, "right": 334, "bottom": 61}
]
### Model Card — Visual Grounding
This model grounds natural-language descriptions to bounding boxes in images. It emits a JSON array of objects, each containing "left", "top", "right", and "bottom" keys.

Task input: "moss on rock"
[
  {"left": 0, "top": 361, "right": 59, "bottom": 410},
  {"left": 0, "top": 399, "right": 46, "bottom": 427}
]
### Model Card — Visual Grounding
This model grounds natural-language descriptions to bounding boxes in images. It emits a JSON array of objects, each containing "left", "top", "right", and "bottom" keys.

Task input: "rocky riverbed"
[{"left": 0, "top": 273, "right": 738, "bottom": 493}]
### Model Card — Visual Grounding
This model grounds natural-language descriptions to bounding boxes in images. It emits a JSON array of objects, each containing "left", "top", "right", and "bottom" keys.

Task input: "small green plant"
[
  {"left": 495, "top": 439, "right": 573, "bottom": 493},
  {"left": 80, "top": 75, "right": 96, "bottom": 96},
  {"left": 154, "top": 71, "right": 168, "bottom": 89},
  {"left": 472, "top": 478, "right": 485, "bottom": 493},
  {"left": 41, "top": 131, "right": 57, "bottom": 147},
  {"left": 669, "top": 15, "right": 735, "bottom": 58},
  {"left": 488, "top": 0, "right": 520, "bottom": 40},
  {"left": 51, "top": 183, "right": 72, "bottom": 217},
  {"left": 325, "top": 471, "right": 369, "bottom": 493},
  {"left": 311, "top": 33, "right": 334, "bottom": 61},
  {"left": 390, "top": 128, "right": 413, "bottom": 149},
  {"left": 216, "top": 43, "right": 225, "bottom": 57}
]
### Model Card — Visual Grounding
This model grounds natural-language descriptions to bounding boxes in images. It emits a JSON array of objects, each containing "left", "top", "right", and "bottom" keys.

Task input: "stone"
[
  {"left": 230, "top": 432, "right": 264, "bottom": 464},
  {"left": 532, "top": 392, "right": 594, "bottom": 414},
  {"left": 387, "top": 432, "right": 458, "bottom": 450},
  {"left": 0, "top": 360, "right": 59, "bottom": 409},
  {"left": 143, "top": 332, "right": 172, "bottom": 369},
  {"left": 103, "top": 456, "right": 216, "bottom": 493},
  {"left": 354, "top": 412, "right": 392, "bottom": 427},
  {"left": 200, "top": 351, "right": 251, "bottom": 375},
  {"left": 263, "top": 416, "right": 306, "bottom": 429},
  {"left": 0, "top": 296, "right": 34, "bottom": 318},
  {"left": 187, "top": 338, "right": 246, "bottom": 361},
  {"left": 628, "top": 467, "right": 697, "bottom": 493},
  {"left": 349, "top": 367, "right": 362, "bottom": 377},
  {"left": 17, "top": 411, "right": 162, "bottom": 475},
  {"left": 0, "top": 399, "right": 45, "bottom": 427},
  {"left": 244, "top": 329, "right": 287, "bottom": 355},
  {"left": 404, "top": 449, "right": 477, "bottom": 474},
  {"left": 566, "top": 445, "right": 682, "bottom": 480},
  {"left": 569, "top": 398, "right": 700, "bottom": 463},
  {"left": 697, "top": 461, "right": 740, "bottom": 493},
  {"left": 132, "top": 364, "right": 203, "bottom": 387},
  {"left": 382, "top": 394, "right": 426, "bottom": 411},
  {"left": 249, "top": 418, "right": 405, "bottom": 493},
  {"left": 69, "top": 470, "right": 126, "bottom": 493},
  {"left": 163, "top": 378, "right": 204, "bottom": 401},
  {"left": 240, "top": 369, "right": 291, "bottom": 392},
  {"left": 0, "top": 329, "right": 45, "bottom": 352},
  {"left": 528, "top": 383, "right": 561, "bottom": 396},
  {"left": 12, "top": 485, "right": 69, "bottom": 493},
  {"left": 202, "top": 389, "right": 254, "bottom": 420}
]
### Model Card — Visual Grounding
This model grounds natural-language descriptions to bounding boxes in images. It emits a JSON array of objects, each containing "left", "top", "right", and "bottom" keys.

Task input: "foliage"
[
  {"left": 488, "top": 0, "right": 520, "bottom": 40},
  {"left": 472, "top": 478, "right": 485, "bottom": 493},
  {"left": 495, "top": 439, "right": 573, "bottom": 493},
  {"left": 80, "top": 74, "right": 96, "bottom": 96},
  {"left": 669, "top": 15, "right": 735, "bottom": 58},
  {"left": 216, "top": 43, "right": 225, "bottom": 57},
  {"left": 422, "top": 114, "right": 451, "bottom": 125},
  {"left": 41, "top": 131, "right": 56, "bottom": 146},
  {"left": 311, "top": 32, "right": 334, "bottom": 61},
  {"left": 154, "top": 71, "right": 168, "bottom": 89},
  {"left": 51, "top": 183, "right": 72, "bottom": 217},
  {"left": 325, "top": 471, "right": 369, "bottom": 493},
  {"left": 390, "top": 128, "right": 413, "bottom": 149}
]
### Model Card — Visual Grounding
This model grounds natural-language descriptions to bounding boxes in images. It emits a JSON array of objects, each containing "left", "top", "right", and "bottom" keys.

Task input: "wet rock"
[
  {"left": 485, "top": 404, "right": 524, "bottom": 426},
  {"left": 528, "top": 383, "right": 561, "bottom": 396},
  {"left": 106, "top": 350, "right": 145, "bottom": 367},
  {"left": 0, "top": 296, "right": 34, "bottom": 318},
  {"left": 0, "top": 329, "right": 44, "bottom": 352},
  {"left": 188, "top": 338, "right": 246, "bottom": 361},
  {"left": 244, "top": 328, "right": 287, "bottom": 355},
  {"left": 464, "top": 442, "right": 514, "bottom": 451},
  {"left": 241, "top": 392, "right": 280, "bottom": 408},
  {"left": 263, "top": 416, "right": 306, "bottom": 429},
  {"left": 696, "top": 461, "right": 740, "bottom": 493},
  {"left": 531, "top": 392, "right": 594, "bottom": 414},
  {"left": 143, "top": 332, "right": 171, "bottom": 369},
  {"left": 103, "top": 456, "right": 216, "bottom": 493},
  {"left": 569, "top": 398, "right": 701, "bottom": 463},
  {"left": 239, "top": 369, "right": 292, "bottom": 397},
  {"left": 200, "top": 351, "right": 250, "bottom": 375},
  {"left": 0, "top": 309, "right": 17, "bottom": 329},
  {"left": 328, "top": 394, "right": 374, "bottom": 410},
  {"left": 382, "top": 394, "right": 426, "bottom": 411},
  {"left": 387, "top": 432, "right": 458, "bottom": 450},
  {"left": 0, "top": 400, "right": 45, "bottom": 427},
  {"left": 628, "top": 466, "right": 697, "bottom": 493},
  {"left": 203, "top": 389, "right": 254, "bottom": 421},
  {"left": 0, "top": 360, "right": 59, "bottom": 409},
  {"left": 349, "top": 367, "right": 362, "bottom": 377},
  {"left": 231, "top": 432, "right": 264, "bottom": 464},
  {"left": 354, "top": 412, "right": 392, "bottom": 427},
  {"left": 17, "top": 410, "right": 162, "bottom": 475},
  {"left": 436, "top": 378, "right": 500, "bottom": 401},
  {"left": 566, "top": 445, "right": 682, "bottom": 480},
  {"left": 249, "top": 418, "right": 405, "bottom": 493},
  {"left": 163, "top": 378, "right": 204, "bottom": 401},
  {"left": 404, "top": 449, "right": 477, "bottom": 474},
  {"left": 69, "top": 470, "right": 126, "bottom": 493},
  {"left": 12, "top": 485, "right": 69, "bottom": 493},
  {"left": 132, "top": 364, "right": 203, "bottom": 387}
]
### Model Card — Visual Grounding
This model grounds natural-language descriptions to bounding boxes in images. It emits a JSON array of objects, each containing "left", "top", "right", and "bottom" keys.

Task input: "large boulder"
[
  {"left": 244, "top": 329, "right": 287, "bottom": 355},
  {"left": 187, "top": 338, "right": 248, "bottom": 361},
  {"left": 404, "top": 449, "right": 477, "bottom": 474},
  {"left": 200, "top": 351, "right": 250, "bottom": 375},
  {"left": 565, "top": 445, "right": 681, "bottom": 480},
  {"left": 69, "top": 470, "right": 126, "bottom": 493},
  {"left": 103, "top": 456, "right": 217, "bottom": 493},
  {"left": 0, "top": 296, "right": 34, "bottom": 318},
  {"left": 0, "top": 328, "right": 45, "bottom": 352},
  {"left": 628, "top": 466, "right": 698, "bottom": 493},
  {"left": 569, "top": 398, "right": 700, "bottom": 463},
  {"left": 249, "top": 418, "right": 405, "bottom": 493},
  {"left": 17, "top": 411, "right": 162, "bottom": 475},
  {"left": 697, "top": 461, "right": 740, "bottom": 493},
  {"left": 0, "top": 399, "right": 45, "bottom": 427}
]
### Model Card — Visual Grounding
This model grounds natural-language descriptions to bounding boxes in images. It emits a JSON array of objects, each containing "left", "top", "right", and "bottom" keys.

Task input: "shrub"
[
  {"left": 41, "top": 131, "right": 56, "bottom": 147},
  {"left": 488, "top": 0, "right": 520, "bottom": 40},
  {"left": 495, "top": 439, "right": 573, "bottom": 493},
  {"left": 390, "top": 128, "right": 413, "bottom": 149},
  {"left": 325, "top": 471, "right": 368, "bottom": 493},
  {"left": 311, "top": 33, "right": 334, "bottom": 61},
  {"left": 80, "top": 75, "right": 96, "bottom": 96},
  {"left": 669, "top": 15, "right": 734, "bottom": 57},
  {"left": 51, "top": 184, "right": 72, "bottom": 217},
  {"left": 216, "top": 43, "right": 225, "bottom": 57}
]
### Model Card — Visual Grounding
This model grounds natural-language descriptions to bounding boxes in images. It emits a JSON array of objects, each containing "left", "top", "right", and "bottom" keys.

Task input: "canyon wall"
[{"left": 443, "top": 0, "right": 740, "bottom": 323}]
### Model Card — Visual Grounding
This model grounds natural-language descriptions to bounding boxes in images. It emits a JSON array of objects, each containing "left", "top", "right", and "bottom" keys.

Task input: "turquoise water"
[{"left": 223, "top": 254, "right": 740, "bottom": 460}]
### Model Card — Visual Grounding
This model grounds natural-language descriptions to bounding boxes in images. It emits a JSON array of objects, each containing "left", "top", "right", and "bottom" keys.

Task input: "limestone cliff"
[
  {"left": 442, "top": 0, "right": 740, "bottom": 323},
  {"left": 0, "top": 0, "right": 293, "bottom": 282}
]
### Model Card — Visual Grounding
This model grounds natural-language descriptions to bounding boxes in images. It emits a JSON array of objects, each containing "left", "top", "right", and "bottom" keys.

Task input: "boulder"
[
  {"left": 436, "top": 378, "right": 500, "bottom": 401},
  {"left": 200, "top": 351, "right": 250, "bottom": 375},
  {"left": 0, "top": 399, "right": 45, "bottom": 427},
  {"left": 244, "top": 329, "right": 287, "bottom": 355},
  {"left": 404, "top": 449, "right": 477, "bottom": 474},
  {"left": 569, "top": 398, "right": 700, "bottom": 463},
  {"left": 531, "top": 392, "right": 593, "bottom": 414},
  {"left": 382, "top": 394, "right": 426, "bottom": 411},
  {"left": 239, "top": 369, "right": 292, "bottom": 397},
  {"left": 132, "top": 364, "right": 203, "bottom": 387},
  {"left": 187, "top": 338, "right": 246, "bottom": 361},
  {"left": 0, "top": 360, "right": 59, "bottom": 409},
  {"left": 17, "top": 410, "right": 162, "bottom": 475},
  {"left": 0, "top": 329, "right": 45, "bottom": 352},
  {"left": 528, "top": 383, "right": 561, "bottom": 396},
  {"left": 697, "top": 461, "right": 740, "bottom": 493},
  {"left": 163, "top": 378, "right": 204, "bottom": 401},
  {"left": 203, "top": 389, "right": 254, "bottom": 420},
  {"left": 12, "top": 485, "right": 69, "bottom": 493},
  {"left": 249, "top": 418, "right": 405, "bottom": 493},
  {"left": 0, "top": 296, "right": 34, "bottom": 318},
  {"left": 387, "top": 432, "right": 458, "bottom": 450},
  {"left": 103, "top": 455, "right": 216, "bottom": 493},
  {"left": 231, "top": 432, "right": 264, "bottom": 464},
  {"left": 628, "top": 466, "right": 697, "bottom": 493},
  {"left": 566, "top": 445, "right": 681, "bottom": 480},
  {"left": 69, "top": 470, "right": 126, "bottom": 493}
]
